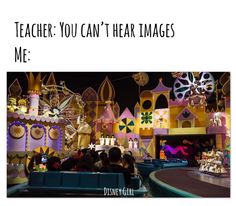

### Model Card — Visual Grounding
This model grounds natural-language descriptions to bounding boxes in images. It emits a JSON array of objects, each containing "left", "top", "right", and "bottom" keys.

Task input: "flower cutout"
[{"left": 141, "top": 112, "right": 153, "bottom": 124}]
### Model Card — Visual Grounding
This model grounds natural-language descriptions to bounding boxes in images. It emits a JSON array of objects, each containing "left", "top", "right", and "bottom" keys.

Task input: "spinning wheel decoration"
[
  {"left": 40, "top": 73, "right": 85, "bottom": 120},
  {"left": 119, "top": 118, "right": 135, "bottom": 133},
  {"left": 173, "top": 72, "right": 215, "bottom": 103}
]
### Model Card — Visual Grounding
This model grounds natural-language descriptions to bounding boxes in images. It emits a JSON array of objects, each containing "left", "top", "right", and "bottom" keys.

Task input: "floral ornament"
[
  {"left": 30, "top": 124, "right": 46, "bottom": 140},
  {"left": 48, "top": 125, "right": 62, "bottom": 140},
  {"left": 8, "top": 121, "right": 27, "bottom": 139},
  {"left": 141, "top": 112, "right": 153, "bottom": 124},
  {"left": 33, "top": 163, "right": 48, "bottom": 172}
]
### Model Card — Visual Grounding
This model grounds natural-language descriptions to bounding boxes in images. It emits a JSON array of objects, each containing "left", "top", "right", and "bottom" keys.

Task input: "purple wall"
[
  {"left": 48, "top": 137, "right": 62, "bottom": 151},
  {"left": 7, "top": 121, "right": 27, "bottom": 152},
  {"left": 29, "top": 124, "right": 46, "bottom": 150},
  {"left": 48, "top": 126, "right": 63, "bottom": 151}
]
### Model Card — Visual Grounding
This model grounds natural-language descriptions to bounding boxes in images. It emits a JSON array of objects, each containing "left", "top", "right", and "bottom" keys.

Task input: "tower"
[
  {"left": 82, "top": 87, "right": 98, "bottom": 142},
  {"left": 151, "top": 78, "right": 172, "bottom": 130},
  {"left": 97, "top": 76, "right": 115, "bottom": 117},
  {"left": 26, "top": 73, "right": 43, "bottom": 116},
  {"left": 139, "top": 77, "right": 172, "bottom": 157},
  {"left": 113, "top": 102, "right": 120, "bottom": 119},
  {"left": 95, "top": 101, "right": 116, "bottom": 136}
]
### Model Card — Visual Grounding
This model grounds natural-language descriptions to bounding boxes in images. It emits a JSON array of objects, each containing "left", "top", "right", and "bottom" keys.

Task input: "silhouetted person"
[
  {"left": 96, "top": 152, "right": 111, "bottom": 172},
  {"left": 46, "top": 156, "right": 61, "bottom": 171},
  {"left": 90, "top": 149, "right": 99, "bottom": 163},
  {"left": 61, "top": 150, "right": 83, "bottom": 171},
  {"left": 94, "top": 151, "right": 108, "bottom": 170},
  {"left": 123, "top": 154, "right": 135, "bottom": 174},
  {"left": 76, "top": 152, "right": 94, "bottom": 172},
  {"left": 108, "top": 147, "right": 131, "bottom": 187}
]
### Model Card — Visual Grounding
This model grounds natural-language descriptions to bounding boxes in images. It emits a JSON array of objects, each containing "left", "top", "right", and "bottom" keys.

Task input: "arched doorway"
[{"left": 182, "top": 121, "right": 191, "bottom": 128}]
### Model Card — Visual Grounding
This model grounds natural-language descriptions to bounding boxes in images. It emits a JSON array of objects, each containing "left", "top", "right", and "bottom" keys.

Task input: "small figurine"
[
  {"left": 7, "top": 97, "right": 18, "bottom": 112},
  {"left": 198, "top": 149, "right": 227, "bottom": 175},
  {"left": 128, "top": 139, "right": 133, "bottom": 149},
  {"left": 49, "top": 96, "right": 60, "bottom": 118},
  {"left": 160, "top": 149, "right": 166, "bottom": 160},
  {"left": 110, "top": 135, "right": 115, "bottom": 146},
  {"left": 213, "top": 114, "right": 222, "bottom": 126},
  {"left": 105, "top": 135, "right": 110, "bottom": 145},
  {"left": 133, "top": 138, "right": 138, "bottom": 149},
  {"left": 42, "top": 104, "right": 53, "bottom": 117},
  {"left": 16, "top": 98, "right": 27, "bottom": 114},
  {"left": 100, "top": 134, "right": 105, "bottom": 145}
]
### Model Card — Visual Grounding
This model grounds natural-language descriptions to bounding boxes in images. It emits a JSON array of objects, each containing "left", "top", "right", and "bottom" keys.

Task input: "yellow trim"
[{"left": 169, "top": 127, "right": 206, "bottom": 135}]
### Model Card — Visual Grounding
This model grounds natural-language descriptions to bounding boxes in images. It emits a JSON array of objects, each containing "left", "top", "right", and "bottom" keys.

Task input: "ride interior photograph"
[{"left": 6, "top": 71, "right": 230, "bottom": 197}]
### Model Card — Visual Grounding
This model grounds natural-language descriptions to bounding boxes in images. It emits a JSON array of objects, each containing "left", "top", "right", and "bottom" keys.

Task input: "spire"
[
  {"left": 114, "top": 102, "right": 120, "bottom": 118},
  {"left": 134, "top": 102, "right": 140, "bottom": 108},
  {"left": 120, "top": 107, "right": 134, "bottom": 120},
  {"left": 46, "top": 72, "right": 57, "bottom": 85},
  {"left": 98, "top": 76, "right": 115, "bottom": 102},
  {"left": 134, "top": 102, "right": 140, "bottom": 118},
  {"left": 96, "top": 102, "right": 116, "bottom": 123}
]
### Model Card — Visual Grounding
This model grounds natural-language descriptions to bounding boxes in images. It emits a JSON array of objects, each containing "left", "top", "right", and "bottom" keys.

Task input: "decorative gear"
[{"left": 173, "top": 72, "right": 215, "bottom": 102}]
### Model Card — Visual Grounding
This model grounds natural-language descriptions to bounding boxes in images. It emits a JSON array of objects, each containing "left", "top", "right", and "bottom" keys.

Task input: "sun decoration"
[
  {"left": 25, "top": 146, "right": 57, "bottom": 173},
  {"left": 48, "top": 126, "right": 62, "bottom": 140},
  {"left": 9, "top": 123, "right": 26, "bottom": 139},
  {"left": 141, "top": 112, "right": 153, "bottom": 124},
  {"left": 30, "top": 124, "right": 46, "bottom": 140}
]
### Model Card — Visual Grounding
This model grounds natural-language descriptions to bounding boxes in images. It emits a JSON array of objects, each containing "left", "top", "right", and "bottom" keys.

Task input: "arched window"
[{"left": 155, "top": 94, "right": 168, "bottom": 109}]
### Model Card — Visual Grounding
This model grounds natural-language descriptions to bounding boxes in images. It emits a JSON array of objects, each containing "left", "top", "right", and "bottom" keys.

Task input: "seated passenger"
[
  {"left": 122, "top": 154, "right": 135, "bottom": 174},
  {"left": 61, "top": 150, "right": 83, "bottom": 171},
  {"left": 46, "top": 156, "right": 61, "bottom": 171},
  {"left": 76, "top": 152, "right": 94, "bottom": 172},
  {"left": 94, "top": 151, "right": 108, "bottom": 169},
  {"left": 108, "top": 147, "right": 131, "bottom": 187}
]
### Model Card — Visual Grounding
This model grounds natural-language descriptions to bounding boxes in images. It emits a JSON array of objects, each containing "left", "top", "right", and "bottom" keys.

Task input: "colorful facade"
[{"left": 7, "top": 72, "right": 231, "bottom": 160}]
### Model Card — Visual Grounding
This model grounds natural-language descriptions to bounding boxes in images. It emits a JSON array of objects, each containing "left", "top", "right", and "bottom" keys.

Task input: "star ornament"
[{"left": 88, "top": 143, "right": 96, "bottom": 150}]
